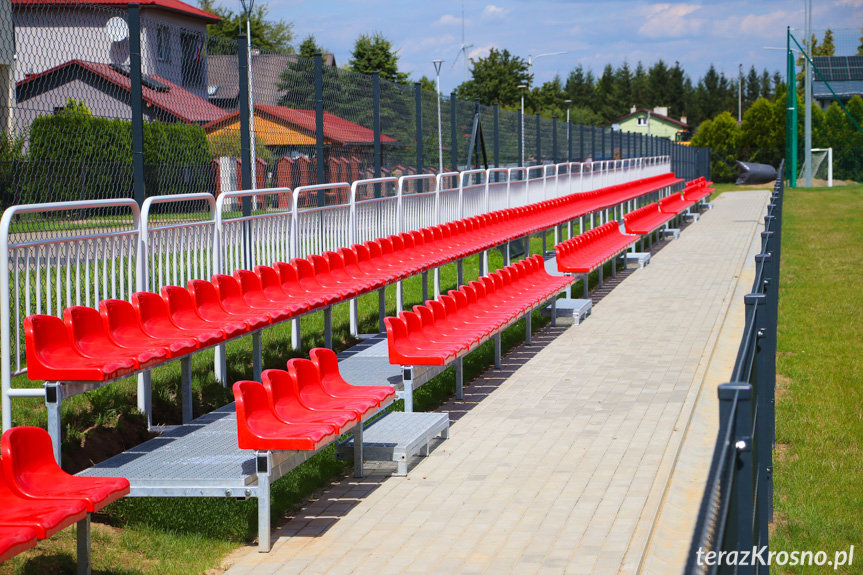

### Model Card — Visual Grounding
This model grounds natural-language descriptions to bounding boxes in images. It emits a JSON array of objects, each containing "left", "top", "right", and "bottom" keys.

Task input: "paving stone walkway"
[{"left": 225, "top": 190, "right": 771, "bottom": 575}]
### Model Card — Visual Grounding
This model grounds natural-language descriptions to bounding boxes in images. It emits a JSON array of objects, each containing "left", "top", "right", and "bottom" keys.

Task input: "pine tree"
[
  {"left": 349, "top": 32, "right": 410, "bottom": 84},
  {"left": 564, "top": 65, "right": 595, "bottom": 109},
  {"left": 298, "top": 35, "right": 324, "bottom": 59},
  {"left": 631, "top": 62, "right": 649, "bottom": 109}
]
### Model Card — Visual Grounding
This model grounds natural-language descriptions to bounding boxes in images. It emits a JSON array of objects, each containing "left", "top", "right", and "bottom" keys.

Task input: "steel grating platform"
[{"left": 338, "top": 334, "right": 446, "bottom": 397}]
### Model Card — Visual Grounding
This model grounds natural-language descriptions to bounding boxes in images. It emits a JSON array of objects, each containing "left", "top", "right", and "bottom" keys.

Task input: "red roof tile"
[
  {"left": 205, "top": 104, "right": 398, "bottom": 146},
  {"left": 12, "top": 0, "right": 220, "bottom": 23},
  {"left": 17, "top": 59, "right": 229, "bottom": 124}
]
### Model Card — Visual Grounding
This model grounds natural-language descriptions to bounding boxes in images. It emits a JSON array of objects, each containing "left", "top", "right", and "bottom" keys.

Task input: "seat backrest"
[
  {"left": 324, "top": 251, "right": 345, "bottom": 272},
  {"left": 234, "top": 269, "right": 264, "bottom": 294},
  {"left": 186, "top": 279, "right": 221, "bottom": 308},
  {"left": 292, "top": 258, "right": 316, "bottom": 280},
  {"left": 161, "top": 285, "right": 196, "bottom": 315},
  {"left": 286, "top": 358, "right": 322, "bottom": 394},
  {"left": 383, "top": 315, "right": 408, "bottom": 342},
  {"left": 261, "top": 368, "right": 296, "bottom": 410},
  {"left": 99, "top": 299, "right": 142, "bottom": 334},
  {"left": 63, "top": 306, "right": 109, "bottom": 347},
  {"left": 255, "top": 265, "right": 282, "bottom": 291},
  {"left": 232, "top": 380, "right": 273, "bottom": 440},
  {"left": 273, "top": 261, "right": 300, "bottom": 290},
  {"left": 308, "top": 347, "right": 340, "bottom": 382},
  {"left": 309, "top": 254, "right": 330, "bottom": 275},
  {"left": 413, "top": 305, "right": 437, "bottom": 329},
  {"left": 132, "top": 291, "right": 174, "bottom": 325},
  {"left": 1, "top": 426, "right": 61, "bottom": 494},
  {"left": 24, "top": 314, "right": 74, "bottom": 362},
  {"left": 211, "top": 274, "right": 244, "bottom": 301}
]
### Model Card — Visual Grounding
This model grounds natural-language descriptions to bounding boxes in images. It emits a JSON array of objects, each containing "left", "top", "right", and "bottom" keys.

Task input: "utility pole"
[{"left": 738, "top": 63, "right": 743, "bottom": 123}]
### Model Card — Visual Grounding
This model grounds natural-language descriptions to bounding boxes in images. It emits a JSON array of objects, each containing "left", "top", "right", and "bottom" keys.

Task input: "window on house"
[
  {"left": 181, "top": 32, "right": 204, "bottom": 87},
  {"left": 157, "top": 26, "right": 171, "bottom": 62},
  {"left": 636, "top": 117, "right": 648, "bottom": 126}
]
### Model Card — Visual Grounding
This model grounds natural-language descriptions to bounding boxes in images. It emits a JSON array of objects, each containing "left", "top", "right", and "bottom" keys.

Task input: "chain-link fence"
[{"left": 0, "top": 1, "right": 709, "bottom": 218}]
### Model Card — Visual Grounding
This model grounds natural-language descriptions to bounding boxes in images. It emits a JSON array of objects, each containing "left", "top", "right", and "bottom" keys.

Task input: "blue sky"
[{"left": 238, "top": 0, "right": 863, "bottom": 93}]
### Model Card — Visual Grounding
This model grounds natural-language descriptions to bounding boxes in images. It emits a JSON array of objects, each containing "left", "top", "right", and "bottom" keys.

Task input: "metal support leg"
[
  {"left": 324, "top": 307, "right": 333, "bottom": 349},
  {"left": 252, "top": 331, "right": 263, "bottom": 380},
  {"left": 611, "top": 254, "right": 617, "bottom": 278},
  {"left": 378, "top": 288, "right": 386, "bottom": 332},
  {"left": 568, "top": 220, "right": 573, "bottom": 239},
  {"left": 403, "top": 366, "right": 414, "bottom": 412},
  {"left": 525, "top": 310, "right": 532, "bottom": 345},
  {"left": 554, "top": 224, "right": 560, "bottom": 246},
  {"left": 550, "top": 296, "right": 557, "bottom": 327},
  {"left": 455, "top": 357, "right": 464, "bottom": 400},
  {"left": 256, "top": 451, "right": 271, "bottom": 553},
  {"left": 396, "top": 280, "right": 404, "bottom": 313},
  {"left": 524, "top": 235, "right": 530, "bottom": 257},
  {"left": 434, "top": 268, "right": 441, "bottom": 298},
  {"left": 481, "top": 251, "right": 489, "bottom": 276},
  {"left": 181, "top": 356, "right": 193, "bottom": 424},
  {"left": 353, "top": 422, "right": 364, "bottom": 478},
  {"left": 46, "top": 383, "right": 61, "bottom": 465},
  {"left": 421, "top": 271, "right": 429, "bottom": 302},
  {"left": 505, "top": 241, "right": 511, "bottom": 265},
  {"left": 494, "top": 332, "right": 502, "bottom": 369},
  {"left": 579, "top": 216, "right": 584, "bottom": 235},
  {"left": 349, "top": 298, "right": 359, "bottom": 337},
  {"left": 291, "top": 318, "right": 301, "bottom": 351},
  {"left": 542, "top": 231, "right": 547, "bottom": 255},
  {"left": 77, "top": 515, "right": 91, "bottom": 575},
  {"left": 457, "top": 259, "right": 464, "bottom": 286},
  {"left": 598, "top": 262, "right": 604, "bottom": 289},
  {"left": 214, "top": 344, "right": 227, "bottom": 388},
  {"left": 583, "top": 273, "right": 588, "bottom": 298},
  {"left": 137, "top": 371, "right": 152, "bottom": 428}
]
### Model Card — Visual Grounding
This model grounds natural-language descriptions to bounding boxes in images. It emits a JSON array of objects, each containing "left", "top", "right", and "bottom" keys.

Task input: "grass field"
[
  {"left": 769, "top": 183, "right": 863, "bottom": 573},
  {"left": 2, "top": 228, "right": 625, "bottom": 575}
]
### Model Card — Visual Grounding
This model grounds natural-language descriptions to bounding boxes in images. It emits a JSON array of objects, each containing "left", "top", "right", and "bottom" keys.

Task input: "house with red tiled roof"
[
  {"left": 204, "top": 103, "right": 397, "bottom": 157},
  {"left": 16, "top": 59, "right": 228, "bottom": 127},
  {"left": 607, "top": 106, "right": 691, "bottom": 142},
  {"left": 12, "top": 0, "right": 219, "bottom": 102}
]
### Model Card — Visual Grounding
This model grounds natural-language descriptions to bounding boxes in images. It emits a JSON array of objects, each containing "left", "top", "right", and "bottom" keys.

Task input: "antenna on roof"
[{"left": 106, "top": 16, "right": 129, "bottom": 42}]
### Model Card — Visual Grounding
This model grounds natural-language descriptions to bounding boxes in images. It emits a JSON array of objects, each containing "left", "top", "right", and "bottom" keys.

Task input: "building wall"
[
  {"left": 618, "top": 113, "right": 681, "bottom": 140},
  {"left": 206, "top": 115, "right": 324, "bottom": 148}
]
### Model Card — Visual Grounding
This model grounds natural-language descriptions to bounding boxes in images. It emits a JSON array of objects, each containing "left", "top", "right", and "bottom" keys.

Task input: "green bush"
[{"left": 24, "top": 101, "right": 211, "bottom": 202}]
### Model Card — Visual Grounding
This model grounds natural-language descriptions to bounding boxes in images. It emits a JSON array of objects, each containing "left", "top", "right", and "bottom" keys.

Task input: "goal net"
[{"left": 798, "top": 148, "right": 833, "bottom": 186}]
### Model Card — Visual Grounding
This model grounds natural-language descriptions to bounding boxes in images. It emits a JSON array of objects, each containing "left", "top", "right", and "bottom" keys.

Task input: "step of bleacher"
[
  {"left": 336, "top": 411, "right": 450, "bottom": 476},
  {"left": 625, "top": 252, "right": 651, "bottom": 269},
  {"left": 540, "top": 298, "right": 592, "bottom": 325}
]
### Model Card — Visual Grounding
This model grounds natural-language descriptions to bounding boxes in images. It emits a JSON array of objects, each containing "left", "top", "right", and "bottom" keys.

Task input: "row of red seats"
[
  {"left": 683, "top": 177, "right": 715, "bottom": 203},
  {"left": 623, "top": 195, "right": 685, "bottom": 236},
  {"left": 0, "top": 426, "right": 128, "bottom": 564},
  {"left": 233, "top": 348, "right": 394, "bottom": 451},
  {"left": 555, "top": 222, "right": 638, "bottom": 274},
  {"left": 384, "top": 256, "right": 572, "bottom": 366},
  {"left": 25, "top": 173, "right": 684, "bottom": 385}
]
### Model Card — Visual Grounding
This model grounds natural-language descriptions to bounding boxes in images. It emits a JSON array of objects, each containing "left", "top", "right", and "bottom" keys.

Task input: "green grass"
[
  {"left": 769, "top": 184, "right": 863, "bottom": 573},
  {"left": 3, "top": 227, "right": 611, "bottom": 574}
]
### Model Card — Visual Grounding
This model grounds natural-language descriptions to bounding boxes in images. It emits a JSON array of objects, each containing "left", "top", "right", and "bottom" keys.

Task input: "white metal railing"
[{"left": 0, "top": 155, "right": 673, "bottom": 431}]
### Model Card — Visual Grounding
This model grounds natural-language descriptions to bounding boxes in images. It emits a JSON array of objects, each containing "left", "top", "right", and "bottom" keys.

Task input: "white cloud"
[
  {"left": 434, "top": 14, "right": 469, "bottom": 26},
  {"left": 713, "top": 10, "right": 791, "bottom": 39},
  {"left": 833, "top": 0, "right": 863, "bottom": 7},
  {"left": 468, "top": 44, "right": 496, "bottom": 60},
  {"left": 638, "top": 3, "right": 704, "bottom": 39},
  {"left": 482, "top": 5, "right": 512, "bottom": 20}
]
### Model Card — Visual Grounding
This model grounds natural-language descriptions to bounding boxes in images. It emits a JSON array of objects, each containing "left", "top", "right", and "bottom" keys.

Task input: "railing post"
[
  {"left": 493, "top": 103, "right": 499, "bottom": 168},
  {"left": 517, "top": 106, "right": 523, "bottom": 168},
  {"left": 450, "top": 92, "right": 458, "bottom": 171}
]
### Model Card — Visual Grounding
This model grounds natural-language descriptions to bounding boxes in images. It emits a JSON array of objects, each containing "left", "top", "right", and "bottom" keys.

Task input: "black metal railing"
[{"left": 685, "top": 160, "right": 784, "bottom": 575}]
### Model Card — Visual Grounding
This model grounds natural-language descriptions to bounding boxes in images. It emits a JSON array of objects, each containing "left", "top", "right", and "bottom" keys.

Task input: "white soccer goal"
[{"left": 798, "top": 148, "right": 833, "bottom": 187}]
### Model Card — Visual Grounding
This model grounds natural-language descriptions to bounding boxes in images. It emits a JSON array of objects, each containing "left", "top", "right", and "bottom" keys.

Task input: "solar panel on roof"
[{"left": 812, "top": 56, "right": 863, "bottom": 82}]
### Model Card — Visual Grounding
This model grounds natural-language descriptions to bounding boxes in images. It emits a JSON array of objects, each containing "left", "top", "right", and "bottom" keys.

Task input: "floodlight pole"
[
  {"left": 527, "top": 51, "right": 567, "bottom": 88},
  {"left": 433, "top": 59, "right": 444, "bottom": 174}
]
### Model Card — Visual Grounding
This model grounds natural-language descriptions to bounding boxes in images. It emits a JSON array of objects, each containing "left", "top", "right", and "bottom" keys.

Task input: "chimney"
[
  {"left": 653, "top": 106, "right": 668, "bottom": 117},
  {"left": 630, "top": 105, "right": 637, "bottom": 114},
  {"left": 680, "top": 114, "right": 687, "bottom": 125}
]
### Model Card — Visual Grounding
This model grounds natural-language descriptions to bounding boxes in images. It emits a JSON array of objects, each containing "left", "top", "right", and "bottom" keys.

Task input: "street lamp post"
[
  {"left": 518, "top": 84, "right": 527, "bottom": 167},
  {"left": 564, "top": 99, "right": 572, "bottom": 163},
  {"left": 433, "top": 59, "right": 444, "bottom": 174},
  {"left": 527, "top": 51, "right": 567, "bottom": 87}
]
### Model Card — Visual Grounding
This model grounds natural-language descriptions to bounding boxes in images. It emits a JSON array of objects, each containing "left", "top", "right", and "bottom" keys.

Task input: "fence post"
[
  {"left": 591, "top": 126, "right": 596, "bottom": 160},
  {"left": 493, "top": 103, "right": 499, "bottom": 168},
  {"left": 415, "top": 82, "right": 423, "bottom": 192},
  {"left": 535, "top": 113, "right": 541, "bottom": 164},
  {"left": 129, "top": 4, "right": 145, "bottom": 206},
  {"left": 517, "top": 106, "right": 523, "bottom": 168},
  {"left": 314, "top": 53, "right": 325, "bottom": 203},
  {"left": 373, "top": 72, "right": 381, "bottom": 197},
  {"left": 238, "top": 34, "right": 253, "bottom": 267},
  {"left": 579, "top": 123, "right": 585, "bottom": 161},
  {"left": 450, "top": 92, "right": 458, "bottom": 171},
  {"left": 552, "top": 116, "right": 558, "bottom": 164}
]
